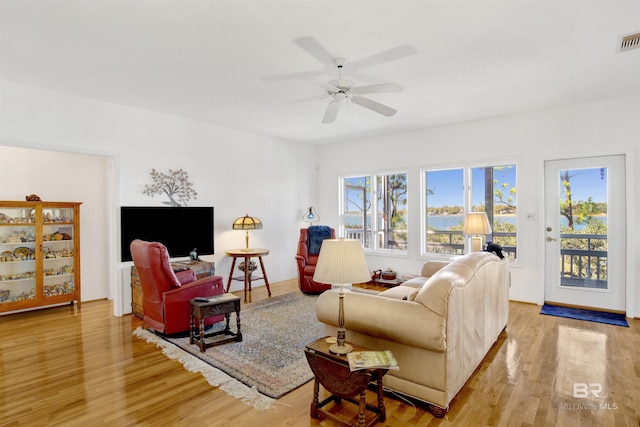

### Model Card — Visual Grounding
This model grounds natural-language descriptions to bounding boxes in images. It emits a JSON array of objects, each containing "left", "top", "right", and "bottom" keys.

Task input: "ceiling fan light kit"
[{"left": 309, "top": 58, "right": 402, "bottom": 124}]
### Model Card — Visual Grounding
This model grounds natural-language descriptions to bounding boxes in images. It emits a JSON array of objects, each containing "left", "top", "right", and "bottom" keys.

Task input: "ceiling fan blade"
[
  {"left": 349, "top": 44, "right": 417, "bottom": 71},
  {"left": 307, "top": 78, "right": 340, "bottom": 93},
  {"left": 322, "top": 100, "right": 342, "bottom": 124},
  {"left": 293, "top": 36, "right": 335, "bottom": 66},
  {"left": 352, "top": 83, "right": 403, "bottom": 95},
  {"left": 276, "top": 94, "right": 329, "bottom": 107},
  {"left": 352, "top": 96, "right": 397, "bottom": 117}
]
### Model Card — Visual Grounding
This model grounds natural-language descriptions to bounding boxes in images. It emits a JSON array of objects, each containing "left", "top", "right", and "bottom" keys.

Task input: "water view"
[{"left": 345, "top": 214, "right": 606, "bottom": 231}]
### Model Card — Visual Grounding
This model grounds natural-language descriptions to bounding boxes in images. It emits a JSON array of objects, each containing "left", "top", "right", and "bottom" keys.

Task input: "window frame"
[
  {"left": 339, "top": 170, "right": 409, "bottom": 255},
  {"left": 421, "top": 161, "right": 518, "bottom": 260}
]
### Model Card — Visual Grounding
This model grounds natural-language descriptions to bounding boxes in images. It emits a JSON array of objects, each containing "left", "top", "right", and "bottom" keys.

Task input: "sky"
[
  {"left": 344, "top": 166, "right": 607, "bottom": 212},
  {"left": 427, "top": 166, "right": 607, "bottom": 208},
  {"left": 559, "top": 167, "right": 607, "bottom": 203}
]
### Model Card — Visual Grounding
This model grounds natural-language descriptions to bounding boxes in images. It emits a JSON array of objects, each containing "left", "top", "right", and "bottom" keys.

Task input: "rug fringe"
[{"left": 133, "top": 327, "right": 276, "bottom": 411}]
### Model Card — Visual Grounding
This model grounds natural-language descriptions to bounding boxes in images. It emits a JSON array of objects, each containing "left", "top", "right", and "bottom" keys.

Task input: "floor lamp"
[
  {"left": 313, "top": 238, "right": 371, "bottom": 355},
  {"left": 463, "top": 212, "right": 492, "bottom": 252}
]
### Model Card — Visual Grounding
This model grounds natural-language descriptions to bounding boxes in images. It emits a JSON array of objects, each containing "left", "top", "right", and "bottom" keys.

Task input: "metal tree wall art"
[{"left": 142, "top": 168, "right": 197, "bottom": 207}]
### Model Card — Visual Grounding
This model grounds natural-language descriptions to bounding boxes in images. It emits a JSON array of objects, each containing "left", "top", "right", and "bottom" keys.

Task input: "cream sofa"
[{"left": 316, "top": 251, "right": 509, "bottom": 416}]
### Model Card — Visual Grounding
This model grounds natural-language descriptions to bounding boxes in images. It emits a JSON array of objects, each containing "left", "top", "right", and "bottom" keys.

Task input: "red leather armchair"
[
  {"left": 130, "top": 239, "right": 225, "bottom": 335},
  {"left": 295, "top": 227, "right": 335, "bottom": 294}
]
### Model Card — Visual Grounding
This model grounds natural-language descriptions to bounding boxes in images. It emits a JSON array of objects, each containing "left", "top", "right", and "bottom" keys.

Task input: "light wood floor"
[{"left": 1, "top": 279, "right": 639, "bottom": 426}]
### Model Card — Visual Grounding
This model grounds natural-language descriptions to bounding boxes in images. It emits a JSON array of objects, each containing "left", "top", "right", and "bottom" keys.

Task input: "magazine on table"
[{"left": 347, "top": 350, "right": 399, "bottom": 371}]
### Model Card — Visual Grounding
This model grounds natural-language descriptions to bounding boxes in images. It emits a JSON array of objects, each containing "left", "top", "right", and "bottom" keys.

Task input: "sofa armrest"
[
  {"left": 316, "top": 291, "right": 447, "bottom": 352},
  {"left": 295, "top": 255, "right": 306, "bottom": 267}
]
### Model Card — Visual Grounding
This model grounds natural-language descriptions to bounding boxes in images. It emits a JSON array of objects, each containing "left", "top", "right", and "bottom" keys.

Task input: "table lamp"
[
  {"left": 301, "top": 207, "right": 320, "bottom": 226},
  {"left": 462, "top": 212, "right": 492, "bottom": 252},
  {"left": 232, "top": 214, "right": 262, "bottom": 251},
  {"left": 313, "top": 238, "right": 371, "bottom": 355}
]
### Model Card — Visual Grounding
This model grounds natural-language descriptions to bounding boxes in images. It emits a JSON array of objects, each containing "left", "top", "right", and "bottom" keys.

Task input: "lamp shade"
[
  {"left": 462, "top": 212, "right": 492, "bottom": 235},
  {"left": 232, "top": 214, "right": 263, "bottom": 230},
  {"left": 302, "top": 207, "right": 320, "bottom": 224},
  {"left": 313, "top": 239, "right": 371, "bottom": 285}
]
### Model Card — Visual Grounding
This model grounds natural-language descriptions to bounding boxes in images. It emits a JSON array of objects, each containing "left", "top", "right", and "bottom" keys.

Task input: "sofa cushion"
[
  {"left": 407, "top": 288, "right": 420, "bottom": 301},
  {"left": 401, "top": 277, "right": 427, "bottom": 288},
  {"left": 379, "top": 285, "right": 416, "bottom": 300},
  {"left": 398, "top": 260, "right": 450, "bottom": 292}
]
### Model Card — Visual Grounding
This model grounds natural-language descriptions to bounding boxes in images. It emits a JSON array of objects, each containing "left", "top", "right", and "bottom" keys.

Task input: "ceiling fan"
[{"left": 272, "top": 37, "right": 416, "bottom": 124}]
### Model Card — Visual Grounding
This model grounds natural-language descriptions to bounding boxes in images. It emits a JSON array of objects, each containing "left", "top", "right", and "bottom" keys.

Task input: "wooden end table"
[
  {"left": 189, "top": 294, "right": 242, "bottom": 352},
  {"left": 304, "top": 337, "right": 388, "bottom": 427},
  {"left": 225, "top": 248, "right": 271, "bottom": 303}
]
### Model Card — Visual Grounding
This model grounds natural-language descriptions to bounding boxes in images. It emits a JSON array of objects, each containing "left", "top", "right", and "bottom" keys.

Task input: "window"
[
  {"left": 472, "top": 165, "right": 517, "bottom": 257},
  {"left": 423, "top": 164, "right": 517, "bottom": 258},
  {"left": 424, "top": 168, "right": 465, "bottom": 255},
  {"left": 342, "top": 172, "right": 408, "bottom": 252}
]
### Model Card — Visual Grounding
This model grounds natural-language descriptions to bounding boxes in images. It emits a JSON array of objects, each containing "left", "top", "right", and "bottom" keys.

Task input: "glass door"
[
  {"left": 42, "top": 206, "right": 76, "bottom": 300},
  {"left": 544, "top": 155, "right": 625, "bottom": 311},
  {"left": 0, "top": 206, "right": 37, "bottom": 305}
]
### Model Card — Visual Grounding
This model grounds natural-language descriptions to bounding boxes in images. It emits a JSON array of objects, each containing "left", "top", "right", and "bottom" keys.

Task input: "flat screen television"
[{"left": 120, "top": 206, "right": 214, "bottom": 262}]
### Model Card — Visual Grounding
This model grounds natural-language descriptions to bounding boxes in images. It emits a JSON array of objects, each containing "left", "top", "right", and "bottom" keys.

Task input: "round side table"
[{"left": 225, "top": 248, "right": 271, "bottom": 303}]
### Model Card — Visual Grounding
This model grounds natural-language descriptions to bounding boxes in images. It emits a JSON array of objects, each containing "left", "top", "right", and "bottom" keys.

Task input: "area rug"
[
  {"left": 134, "top": 291, "right": 324, "bottom": 411},
  {"left": 540, "top": 304, "right": 629, "bottom": 327}
]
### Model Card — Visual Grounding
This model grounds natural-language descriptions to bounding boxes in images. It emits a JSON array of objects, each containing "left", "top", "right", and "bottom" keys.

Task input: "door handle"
[{"left": 546, "top": 237, "right": 557, "bottom": 242}]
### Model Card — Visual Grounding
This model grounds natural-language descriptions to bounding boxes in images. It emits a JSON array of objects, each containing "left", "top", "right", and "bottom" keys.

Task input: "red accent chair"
[
  {"left": 295, "top": 227, "right": 336, "bottom": 294},
  {"left": 130, "top": 239, "right": 225, "bottom": 335}
]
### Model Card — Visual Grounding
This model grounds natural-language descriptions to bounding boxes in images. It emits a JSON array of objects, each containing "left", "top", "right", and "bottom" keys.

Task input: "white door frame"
[{"left": 541, "top": 150, "right": 635, "bottom": 317}]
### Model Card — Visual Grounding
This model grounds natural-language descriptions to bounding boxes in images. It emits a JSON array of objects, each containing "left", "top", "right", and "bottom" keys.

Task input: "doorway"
[{"left": 544, "top": 155, "right": 626, "bottom": 312}]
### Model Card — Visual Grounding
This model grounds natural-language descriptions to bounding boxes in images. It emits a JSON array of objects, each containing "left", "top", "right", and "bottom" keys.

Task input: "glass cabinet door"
[
  {"left": 0, "top": 207, "right": 37, "bottom": 305},
  {"left": 42, "top": 207, "right": 76, "bottom": 299}
]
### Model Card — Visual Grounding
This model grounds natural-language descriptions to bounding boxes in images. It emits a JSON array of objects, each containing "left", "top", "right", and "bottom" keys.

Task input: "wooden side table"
[
  {"left": 225, "top": 248, "right": 271, "bottom": 303},
  {"left": 190, "top": 294, "right": 242, "bottom": 352},
  {"left": 304, "top": 337, "right": 388, "bottom": 427}
]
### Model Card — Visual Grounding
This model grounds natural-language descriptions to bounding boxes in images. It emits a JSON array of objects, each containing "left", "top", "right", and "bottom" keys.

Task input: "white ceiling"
[{"left": 1, "top": 1, "right": 639, "bottom": 145}]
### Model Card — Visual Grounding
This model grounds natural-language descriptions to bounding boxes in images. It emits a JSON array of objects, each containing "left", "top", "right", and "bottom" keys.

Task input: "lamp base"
[
  {"left": 471, "top": 236, "right": 483, "bottom": 252},
  {"left": 329, "top": 342, "right": 353, "bottom": 355}
]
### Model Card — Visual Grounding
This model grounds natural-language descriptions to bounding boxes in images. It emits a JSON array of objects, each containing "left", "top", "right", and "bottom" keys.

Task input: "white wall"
[
  {"left": 3, "top": 79, "right": 638, "bottom": 316},
  {"left": 0, "top": 80, "right": 318, "bottom": 316},
  {"left": 0, "top": 146, "right": 111, "bottom": 302},
  {"left": 317, "top": 96, "right": 640, "bottom": 316}
]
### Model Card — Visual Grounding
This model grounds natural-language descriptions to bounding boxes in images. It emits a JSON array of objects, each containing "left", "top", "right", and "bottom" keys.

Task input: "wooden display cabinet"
[{"left": 0, "top": 201, "right": 81, "bottom": 313}]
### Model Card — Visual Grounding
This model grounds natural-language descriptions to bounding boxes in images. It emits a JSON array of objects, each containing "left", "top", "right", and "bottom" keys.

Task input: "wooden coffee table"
[
  {"left": 304, "top": 337, "right": 388, "bottom": 427},
  {"left": 189, "top": 294, "right": 242, "bottom": 352}
]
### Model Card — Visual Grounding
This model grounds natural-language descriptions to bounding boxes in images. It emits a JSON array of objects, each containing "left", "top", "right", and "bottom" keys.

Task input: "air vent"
[{"left": 620, "top": 32, "right": 640, "bottom": 51}]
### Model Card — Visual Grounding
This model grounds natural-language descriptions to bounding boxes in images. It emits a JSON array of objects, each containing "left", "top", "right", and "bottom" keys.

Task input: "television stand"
[{"left": 130, "top": 259, "right": 215, "bottom": 318}]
